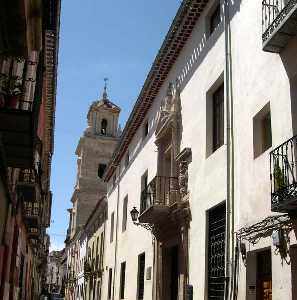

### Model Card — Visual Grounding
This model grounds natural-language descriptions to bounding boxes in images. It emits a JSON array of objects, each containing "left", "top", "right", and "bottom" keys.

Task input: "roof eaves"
[{"left": 104, "top": 0, "right": 209, "bottom": 181}]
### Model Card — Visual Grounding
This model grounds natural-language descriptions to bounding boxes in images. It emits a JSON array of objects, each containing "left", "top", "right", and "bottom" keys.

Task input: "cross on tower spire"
[{"left": 103, "top": 78, "right": 108, "bottom": 100}]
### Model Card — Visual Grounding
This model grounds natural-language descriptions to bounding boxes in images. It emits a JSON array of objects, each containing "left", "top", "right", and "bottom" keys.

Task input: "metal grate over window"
[{"left": 208, "top": 202, "right": 226, "bottom": 299}]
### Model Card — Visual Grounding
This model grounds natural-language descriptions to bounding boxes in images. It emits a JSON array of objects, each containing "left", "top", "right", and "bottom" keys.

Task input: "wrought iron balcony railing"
[
  {"left": 262, "top": 0, "right": 297, "bottom": 52},
  {"left": 0, "top": 55, "right": 38, "bottom": 111},
  {"left": 140, "top": 176, "right": 179, "bottom": 214},
  {"left": 270, "top": 135, "right": 297, "bottom": 212},
  {"left": 23, "top": 201, "right": 40, "bottom": 218},
  {"left": 19, "top": 169, "right": 37, "bottom": 184},
  {"left": 0, "top": 53, "right": 43, "bottom": 169}
]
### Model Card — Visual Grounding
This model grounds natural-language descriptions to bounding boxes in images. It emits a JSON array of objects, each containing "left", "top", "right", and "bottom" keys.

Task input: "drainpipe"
[
  {"left": 224, "top": 0, "right": 235, "bottom": 299},
  {"left": 112, "top": 166, "right": 120, "bottom": 300}
]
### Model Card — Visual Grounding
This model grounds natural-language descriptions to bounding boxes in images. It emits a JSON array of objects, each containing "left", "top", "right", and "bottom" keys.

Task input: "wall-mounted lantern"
[
  {"left": 130, "top": 207, "right": 139, "bottom": 222},
  {"left": 130, "top": 207, "right": 153, "bottom": 232}
]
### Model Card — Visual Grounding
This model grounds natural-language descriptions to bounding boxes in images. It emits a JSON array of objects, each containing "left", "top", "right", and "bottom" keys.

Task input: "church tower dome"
[{"left": 85, "top": 78, "right": 121, "bottom": 137}]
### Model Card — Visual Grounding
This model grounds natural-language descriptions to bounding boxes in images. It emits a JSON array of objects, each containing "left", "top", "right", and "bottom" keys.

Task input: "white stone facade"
[{"left": 100, "top": 0, "right": 297, "bottom": 300}]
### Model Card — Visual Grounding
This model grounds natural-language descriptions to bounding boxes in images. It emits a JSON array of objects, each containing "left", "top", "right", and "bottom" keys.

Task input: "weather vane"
[{"left": 103, "top": 78, "right": 108, "bottom": 100}]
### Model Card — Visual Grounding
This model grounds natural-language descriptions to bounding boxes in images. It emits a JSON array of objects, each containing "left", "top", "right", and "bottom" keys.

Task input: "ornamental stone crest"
[{"left": 176, "top": 148, "right": 192, "bottom": 200}]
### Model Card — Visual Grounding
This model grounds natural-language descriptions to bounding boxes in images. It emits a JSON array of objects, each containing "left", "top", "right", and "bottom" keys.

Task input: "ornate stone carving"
[
  {"left": 176, "top": 148, "right": 192, "bottom": 200},
  {"left": 155, "top": 81, "right": 181, "bottom": 138},
  {"left": 179, "top": 161, "right": 188, "bottom": 198}
]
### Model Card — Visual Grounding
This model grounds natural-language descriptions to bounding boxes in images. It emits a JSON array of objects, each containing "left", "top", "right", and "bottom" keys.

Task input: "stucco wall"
[{"left": 102, "top": 0, "right": 297, "bottom": 299}]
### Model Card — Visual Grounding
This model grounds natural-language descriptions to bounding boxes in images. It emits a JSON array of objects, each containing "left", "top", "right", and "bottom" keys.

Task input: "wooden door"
[
  {"left": 257, "top": 276, "right": 272, "bottom": 300},
  {"left": 257, "top": 250, "right": 272, "bottom": 300}
]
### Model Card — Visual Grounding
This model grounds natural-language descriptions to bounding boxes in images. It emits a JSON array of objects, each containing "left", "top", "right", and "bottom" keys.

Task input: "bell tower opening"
[{"left": 101, "top": 119, "right": 108, "bottom": 135}]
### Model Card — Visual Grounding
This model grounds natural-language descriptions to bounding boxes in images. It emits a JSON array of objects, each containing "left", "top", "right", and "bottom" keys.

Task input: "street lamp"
[
  {"left": 130, "top": 207, "right": 153, "bottom": 231},
  {"left": 130, "top": 207, "right": 139, "bottom": 222}
]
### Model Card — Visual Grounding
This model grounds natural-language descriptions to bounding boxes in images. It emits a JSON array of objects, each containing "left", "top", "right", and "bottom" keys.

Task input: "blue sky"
[{"left": 49, "top": 0, "right": 181, "bottom": 250}]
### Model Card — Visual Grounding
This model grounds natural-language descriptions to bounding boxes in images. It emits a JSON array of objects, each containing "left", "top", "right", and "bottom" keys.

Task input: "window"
[
  {"left": 101, "top": 119, "right": 108, "bottom": 135},
  {"left": 96, "top": 236, "right": 99, "bottom": 269},
  {"left": 210, "top": 3, "right": 221, "bottom": 35},
  {"left": 253, "top": 103, "right": 272, "bottom": 158},
  {"left": 108, "top": 268, "right": 112, "bottom": 299},
  {"left": 140, "top": 171, "right": 148, "bottom": 213},
  {"left": 143, "top": 120, "right": 149, "bottom": 139},
  {"left": 98, "top": 163, "right": 106, "bottom": 178},
  {"left": 122, "top": 195, "right": 128, "bottom": 232},
  {"left": 110, "top": 212, "right": 114, "bottom": 243},
  {"left": 207, "top": 202, "right": 226, "bottom": 299},
  {"left": 146, "top": 266, "right": 152, "bottom": 280},
  {"left": 125, "top": 152, "right": 129, "bottom": 168},
  {"left": 119, "top": 262, "right": 126, "bottom": 299},
  {"left": 212, "top": 83, "right": 224, "bottom": 152},
  {"left": 99, "top": 231, "right": 104, "bottom": 268},
  {"left": 112, "top": 174, "right": 116, "bottom": 187},
  {"left": 137, "top": 253, "right": 145, "bottom": 300}
]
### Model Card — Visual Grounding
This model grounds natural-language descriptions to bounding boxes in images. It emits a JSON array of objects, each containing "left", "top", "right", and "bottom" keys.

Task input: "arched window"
[
  {"left": 98, "top": 164, "right": 107, "bottom": 179},
  {"left": 101, "top": 119, "right": 108, "bottom": 135}
]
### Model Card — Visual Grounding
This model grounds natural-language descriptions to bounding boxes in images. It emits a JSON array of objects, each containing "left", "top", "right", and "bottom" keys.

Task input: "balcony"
[
  {"left": 23, "top": 201, "right": 40, "bottom": 227},
  {"left": 262, "top": 0, "right": 297, "bottom": 53},
  {"left": 27, "top": 226, "right": 40, "bottom": 239},
  {"left": 138, "top": 176, "right": 179, "bottom": 224},
  {"left": 270, "top": 135, "right": 297, "bottom": 212},
  {"left": 43, "top": 191, "right": 52, "bottom": 228},
  {"left": 29, "top": 238, "right": 39, "bottom": 249},
  {"left": 17, "top": 169, "right": 40, "bottom": 204},
  {"left": 0, "top": 54, "right": 41, "bottom": 168},
  {"left": 0, "top": 0, "right": 42, "bottom": 57}
]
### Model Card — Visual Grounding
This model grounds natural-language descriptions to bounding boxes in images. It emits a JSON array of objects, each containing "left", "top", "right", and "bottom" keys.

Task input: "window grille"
[{"left": 208, "top": 202, "right": 226, "bottom": 299}]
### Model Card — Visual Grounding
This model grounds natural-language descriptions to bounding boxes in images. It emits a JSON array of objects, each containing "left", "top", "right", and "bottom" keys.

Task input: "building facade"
[
  {"left": 64, "top": 0, "right": 297, "bottom": 299},
  {"left": 47, "top": 250, "right": 65, "bottom": 294},
  {"left": 0, "top": 1, "right": 60, "bottom": 299},
  {"left": 69, "top": 88, "right": 121, "bottom": 237},
  {"left": 84, "top": 197, "right": 107, "bottom": 300},
  {"left": 101, "top": 0, "right": 297, "bottom": 300},
  {"left": 65, "top": 90, "right": 121, "bottom": 300}
]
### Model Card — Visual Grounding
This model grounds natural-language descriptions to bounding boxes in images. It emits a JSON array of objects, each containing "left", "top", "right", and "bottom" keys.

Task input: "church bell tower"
[{"left": 69, "top": 80, "right": 121, "bottom": 236}]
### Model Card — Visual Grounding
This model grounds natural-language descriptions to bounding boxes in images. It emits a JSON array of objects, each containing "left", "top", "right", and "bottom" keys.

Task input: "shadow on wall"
[
  {"left": 177, "top": 0, "right": 242, "bottom": 93},
  {"left": 280, "top": 36, "right": 297, "bottom": 136}
]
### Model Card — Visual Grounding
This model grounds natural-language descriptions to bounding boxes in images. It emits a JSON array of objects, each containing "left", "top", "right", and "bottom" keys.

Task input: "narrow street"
[{"left": 1, "top": 1, "right": 297, "bottom": 300}]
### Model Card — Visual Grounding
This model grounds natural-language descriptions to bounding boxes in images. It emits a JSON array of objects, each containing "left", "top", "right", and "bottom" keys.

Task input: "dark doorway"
[
  {"left": 163, "top": 245, "right": 179, "bottom": 300},
  {"left": 170, "top": 245, "right": 179, "bottom": 300},
  {"left": 256, "top": 250, "right": 272, "bottom": 300},
  {"left": 137, "top": 253, "right": 145, "bottom": 300}
]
